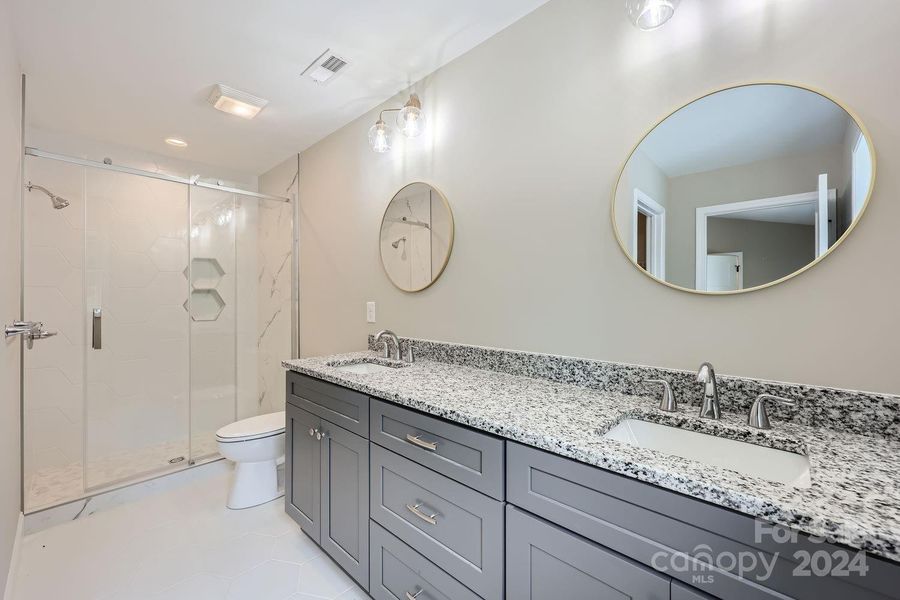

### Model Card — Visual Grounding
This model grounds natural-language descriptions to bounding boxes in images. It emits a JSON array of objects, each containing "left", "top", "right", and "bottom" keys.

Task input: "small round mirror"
[
  {"left": 380, "top": 182, "right": 454, "bottom": 292},
  {"left": 612, "top": 83, "right": 875, "bottom": 294}
]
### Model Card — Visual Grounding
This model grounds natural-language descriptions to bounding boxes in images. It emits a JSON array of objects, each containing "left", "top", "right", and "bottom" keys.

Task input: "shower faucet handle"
[
  {"left": 4, "top": 321, "right": 42, "bottom": 338},
  {"left": 25, "top": 324, "right": 57, "bottom": 349}
]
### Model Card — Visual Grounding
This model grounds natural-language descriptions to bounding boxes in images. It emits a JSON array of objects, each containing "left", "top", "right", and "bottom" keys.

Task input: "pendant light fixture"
[
  {"left": 368, "top": 94, "right": 426, "bottom": 153},
  {"left": 397, "top": 94, "right": 425, "bottom": 137},
  {"left": 368, "top": 119, "right": 392, "bottom": 154},
  {"left": 625, "top": 0, "right": 680, "bottom": 31}
]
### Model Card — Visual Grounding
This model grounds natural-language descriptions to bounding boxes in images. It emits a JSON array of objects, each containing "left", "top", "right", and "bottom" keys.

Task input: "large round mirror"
[
  {"left": 380, "top": 182, "right": 454, "bottom": 292},
  {"left": 612, "top": 83, "right": 875, "bottom": 294}
]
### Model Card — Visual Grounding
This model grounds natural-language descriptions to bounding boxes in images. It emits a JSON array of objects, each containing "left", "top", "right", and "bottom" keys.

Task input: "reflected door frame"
[
  {"left": 694, "top": 187, "right": 835, "bottom": 290},
  {"left": 632, "top": 188, "right": 666, "bottom": 279}
]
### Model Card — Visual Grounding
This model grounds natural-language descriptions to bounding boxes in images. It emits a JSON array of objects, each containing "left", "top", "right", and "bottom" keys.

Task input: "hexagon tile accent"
[
  {"left": 183, "top": 289, "right": 226, "bottom": 321},
  {"left": 182, "top": 257, "right": 225, "bottom": 290}
]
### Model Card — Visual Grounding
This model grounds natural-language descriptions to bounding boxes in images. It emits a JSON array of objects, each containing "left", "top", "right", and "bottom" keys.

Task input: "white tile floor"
[{"left": 13, "top": 464, "right": 369, "bottom": 600}]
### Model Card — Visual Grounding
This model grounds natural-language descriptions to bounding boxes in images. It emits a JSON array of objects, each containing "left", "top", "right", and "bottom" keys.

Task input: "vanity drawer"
[
  {"left": 506, "top": 505, "right": 670, "bottom": 600},
  {"left": 370, "top": 444, "right": 504, "bottom": 600},
  {"left": 287, "top": 372, "right": 369, "bottom": 437},
  {"left": 370, "top": 398, "right": 505, "bottom": 500},
  {"left": 369, "top": 521, "right": 481, "bottom": 600},
  {"left": 507, "top": 442, "right": 894, "bottom": 600}
]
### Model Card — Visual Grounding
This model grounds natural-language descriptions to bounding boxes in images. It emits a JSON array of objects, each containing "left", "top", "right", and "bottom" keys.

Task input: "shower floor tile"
[
  {"left": 12, "top": 464, "right": 366, "bottom": 600},
  {"left": 25, "top": 436, "right": 219, "bottom": 512}
]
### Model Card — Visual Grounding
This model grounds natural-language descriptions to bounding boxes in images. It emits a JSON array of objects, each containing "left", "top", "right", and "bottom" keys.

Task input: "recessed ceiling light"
[
  {"left": 208, "top": 84, "right": 268, "bottom": 119},
  {"left": 165, "top": 137, "right": 188, "bottom": 148}
]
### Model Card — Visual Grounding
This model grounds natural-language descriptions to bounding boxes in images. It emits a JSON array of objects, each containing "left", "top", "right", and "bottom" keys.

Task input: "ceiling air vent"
[{"left": 301, "top": 49, "right": 350, "bottom": 85}]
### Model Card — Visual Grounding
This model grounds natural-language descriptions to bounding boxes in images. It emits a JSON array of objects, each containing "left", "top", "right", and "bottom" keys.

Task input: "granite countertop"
[{"left": 283, "top": 351, "right": 900, "bottom": 562}]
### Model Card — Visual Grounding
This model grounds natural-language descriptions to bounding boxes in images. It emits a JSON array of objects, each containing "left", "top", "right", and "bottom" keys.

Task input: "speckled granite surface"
[
  {"left": 369, "top": 336, "right": 900, "bottom": 440},
  {"left": 284, "top": 346, "right": 900, "bottom": 562}
]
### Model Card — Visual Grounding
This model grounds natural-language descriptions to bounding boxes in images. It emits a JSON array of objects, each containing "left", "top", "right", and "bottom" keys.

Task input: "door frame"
[
  {"left": 632, "top": 188, "right": 666, "bottom": 279},
  {"left": 695, "top": 189, "right": 834, "bottom": 290}
]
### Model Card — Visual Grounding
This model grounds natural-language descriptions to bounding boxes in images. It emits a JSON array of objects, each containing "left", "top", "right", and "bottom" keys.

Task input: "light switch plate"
[{"left": 366, "top": 301, "right": 376, "bottom": 323}]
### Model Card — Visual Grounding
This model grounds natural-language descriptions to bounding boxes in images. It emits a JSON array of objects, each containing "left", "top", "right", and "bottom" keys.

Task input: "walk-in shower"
[{"left": 21, "top": 148, "right": 297, "bottom": 512}]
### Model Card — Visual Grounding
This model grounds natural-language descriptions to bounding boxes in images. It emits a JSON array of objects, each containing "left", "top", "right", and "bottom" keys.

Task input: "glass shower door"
[
  {"left": 188, "top": 187, "right": 237, "bottom": 462},
  {"left": 84, "top": 168, "right": 191, "bottom": 490}
]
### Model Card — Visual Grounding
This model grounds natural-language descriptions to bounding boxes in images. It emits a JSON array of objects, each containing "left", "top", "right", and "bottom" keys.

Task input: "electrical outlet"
[{"left": 366, "top": 301, "right": 376, "bottom": 323}]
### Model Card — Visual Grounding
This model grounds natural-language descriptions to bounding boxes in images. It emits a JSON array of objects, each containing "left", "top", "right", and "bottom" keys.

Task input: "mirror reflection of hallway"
[{"left": 613, "top": 83, "right": 875, "bottom": 294}]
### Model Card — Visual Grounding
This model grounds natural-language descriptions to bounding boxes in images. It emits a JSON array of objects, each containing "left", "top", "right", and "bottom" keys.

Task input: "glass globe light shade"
[
  {"left": 625, "top": 0, "right": 680, "bottom": 31},
  {"left": 368, "top": 119, "right": 392, "bottom": 153},
  {"left": 397, "top": 95, "right": 425, "bottom": 138}
]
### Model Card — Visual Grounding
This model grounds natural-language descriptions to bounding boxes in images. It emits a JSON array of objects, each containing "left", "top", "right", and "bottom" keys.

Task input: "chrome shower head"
[{"left": 27, "top": 182, "right": 70, "bottom": 209}]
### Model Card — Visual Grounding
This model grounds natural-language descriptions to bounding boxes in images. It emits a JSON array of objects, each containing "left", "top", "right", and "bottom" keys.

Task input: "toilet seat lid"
[{"left": 216, "top": 411, "right": 285, "bottom": 442}]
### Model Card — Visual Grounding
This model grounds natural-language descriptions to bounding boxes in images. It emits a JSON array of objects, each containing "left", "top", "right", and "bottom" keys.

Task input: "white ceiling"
[
  {"left": 14, "top": 0, "right": 549, "bottom": 175},
  {"left": 639, "top": 84, "right": 853, "bottom": 177}
]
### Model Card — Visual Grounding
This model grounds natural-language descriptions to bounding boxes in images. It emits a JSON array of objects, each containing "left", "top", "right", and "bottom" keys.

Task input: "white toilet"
[{"left": 216, "top": 411, "right": 286, "bottom": 509}]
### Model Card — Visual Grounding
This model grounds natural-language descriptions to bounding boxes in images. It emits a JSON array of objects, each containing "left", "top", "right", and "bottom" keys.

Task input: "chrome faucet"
[
  {"left": 374, "top": 329, "right": 401, "bottom": 361},
  {"left": 696, "top": 362, "right": 720, "bottom": 419}
]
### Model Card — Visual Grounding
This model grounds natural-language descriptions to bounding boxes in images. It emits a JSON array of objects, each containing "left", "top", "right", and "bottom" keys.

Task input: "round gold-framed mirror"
[
  {"left": 380, "top": 182, "right": 454, "bottom": 292},
  {"left": 611, "top": 82, "right": 876, "bottom": 294}
]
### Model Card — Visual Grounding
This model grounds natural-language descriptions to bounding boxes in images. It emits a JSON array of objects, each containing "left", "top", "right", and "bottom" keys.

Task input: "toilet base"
[{"left": 227, "top": 459, "right": 283, "bottom": 510}]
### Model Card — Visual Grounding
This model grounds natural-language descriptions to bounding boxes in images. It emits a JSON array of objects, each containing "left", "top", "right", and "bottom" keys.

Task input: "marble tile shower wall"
[
  {"left": 254, "top": 197, "right": 294, "bottom": 417},
  {"left": 369, "top": 336, "right": 900, "bottom": 439}
]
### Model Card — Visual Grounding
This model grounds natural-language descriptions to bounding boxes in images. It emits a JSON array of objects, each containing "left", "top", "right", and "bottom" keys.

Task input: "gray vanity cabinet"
[
  {"left": 370, "top": 521, "right": 482, "bottom": 600},
  {"left": 370, "top": 443, "right": 505, "bottom": 600},
  {"left": 506, "top": 505, "right": 671, "bottom": 599},
  {"left": 285, "top": 399, "right": 370, "bottom": 591},
  {"left": 370, "top": 398, "right": 505, "bottom": 500},
  {"left": 285, "top": 403, "right": 321, "bottom": 541},
  {"left": 671, "top": 581, "right": 718, "bottom": 600},
  {"left": 320, "top": 421, "right": 370, "bottom": 590}
]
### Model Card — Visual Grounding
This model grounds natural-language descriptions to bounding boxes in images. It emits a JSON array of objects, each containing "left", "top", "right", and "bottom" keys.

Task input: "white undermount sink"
[
  {"left": 603, "top": 419, "right": 811, "bottom": 488},
  {"left": 330, "top": 361, "right": 404, "bottom": 375}
]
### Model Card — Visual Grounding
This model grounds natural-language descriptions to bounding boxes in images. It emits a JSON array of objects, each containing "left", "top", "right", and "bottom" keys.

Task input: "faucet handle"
[
  {"left": 748, "top": 394, "right": 796, "bottom": 430},
  {"left": 647, "top": 379, "right": 677, "bottom": 412}
]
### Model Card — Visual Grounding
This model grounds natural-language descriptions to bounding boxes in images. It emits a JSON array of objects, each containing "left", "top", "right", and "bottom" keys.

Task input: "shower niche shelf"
[
  {"left": 183, "top": 257, "right": 225, "bottom": 290},
  {"left": 183, "top": 289, "right": 226, "bottom": 322}
]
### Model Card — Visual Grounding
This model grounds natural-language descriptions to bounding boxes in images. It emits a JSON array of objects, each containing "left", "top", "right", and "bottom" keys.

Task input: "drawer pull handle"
[
  {"left": 405, "top": 589, "right": 424, "bottom": 600},
  {"left": 406, "top": 433, "right": 438, "bottom": 451},
  {"left": 406, "top": 502, "right": 438, "bottom": 525}
]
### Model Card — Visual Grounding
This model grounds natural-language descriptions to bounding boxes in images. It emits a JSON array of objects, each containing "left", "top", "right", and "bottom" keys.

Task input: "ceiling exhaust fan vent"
[{"left": 302, "top": 49, "right": 350, "bottom": 85}]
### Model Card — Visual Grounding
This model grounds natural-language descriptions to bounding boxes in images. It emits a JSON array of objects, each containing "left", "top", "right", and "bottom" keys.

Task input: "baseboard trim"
[{"left": 3, "top": 512, "right": 24, "bottom": 600}]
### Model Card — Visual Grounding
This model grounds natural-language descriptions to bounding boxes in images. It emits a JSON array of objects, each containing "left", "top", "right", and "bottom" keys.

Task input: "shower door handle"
[{"left": 92, "top": 308, "right": 102, "bottom": 350}]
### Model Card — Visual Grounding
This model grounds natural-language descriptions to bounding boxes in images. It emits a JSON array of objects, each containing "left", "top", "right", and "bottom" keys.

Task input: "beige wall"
[
  {"left": 0, "top": 0, "right": 22, "bottom": 589},
  {"left": 297, "top": 0, "right": 900, "bottom": 395}
]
